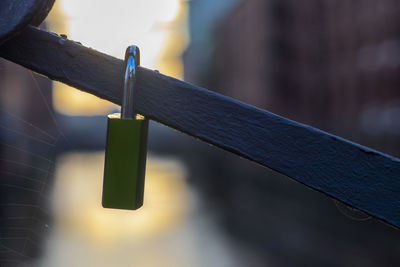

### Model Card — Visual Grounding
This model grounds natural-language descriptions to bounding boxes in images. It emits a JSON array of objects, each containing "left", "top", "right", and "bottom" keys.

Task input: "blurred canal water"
[{"left": 37, "top": 152, "right": 245, "bottom": 267}]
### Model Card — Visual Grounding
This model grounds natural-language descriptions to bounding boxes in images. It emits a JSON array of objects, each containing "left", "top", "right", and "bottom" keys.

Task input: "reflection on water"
[{"left": 38, "top": 152, "right": 241, "bottom": 267}]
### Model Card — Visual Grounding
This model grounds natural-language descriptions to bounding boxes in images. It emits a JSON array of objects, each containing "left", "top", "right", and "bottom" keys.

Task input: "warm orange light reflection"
[{"left": 52, "top": 152, "right": 187, "bottom": 244}]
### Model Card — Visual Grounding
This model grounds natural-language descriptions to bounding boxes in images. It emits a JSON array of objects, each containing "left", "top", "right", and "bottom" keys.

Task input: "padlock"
[{"left": 102, "top": 46, "right": 148, "bottom": 210}]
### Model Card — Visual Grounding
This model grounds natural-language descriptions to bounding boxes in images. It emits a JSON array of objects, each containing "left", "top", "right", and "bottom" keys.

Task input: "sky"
[{"left": 47, "top": 0, "right": 187, "bottom": 115}]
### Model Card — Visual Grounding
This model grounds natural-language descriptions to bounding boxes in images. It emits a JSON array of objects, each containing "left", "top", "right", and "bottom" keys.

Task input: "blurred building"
[
  {"left": 200, "top": 0, "right": 400, "bottom": 157},
  {"left": 183, "top": 0, "right": 400, "bottom": 266},
  {"left": 183, "top": 0, "right": 238, "bottom": 86}
]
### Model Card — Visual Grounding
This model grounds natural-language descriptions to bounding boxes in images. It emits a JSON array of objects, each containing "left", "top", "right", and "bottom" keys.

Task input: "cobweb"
[{"left": 0, "top": 60, "right": 68, "bottom": 267}]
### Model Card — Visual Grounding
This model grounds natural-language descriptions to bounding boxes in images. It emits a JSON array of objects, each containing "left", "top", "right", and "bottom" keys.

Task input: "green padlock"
[{"left": 102, "top": 46, "right": 148, "bottom": 210}]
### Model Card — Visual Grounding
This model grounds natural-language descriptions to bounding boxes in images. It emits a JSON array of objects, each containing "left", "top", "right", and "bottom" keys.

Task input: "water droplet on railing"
[{"left": 334, "top": 199, "right": 372, "bottom": 221}]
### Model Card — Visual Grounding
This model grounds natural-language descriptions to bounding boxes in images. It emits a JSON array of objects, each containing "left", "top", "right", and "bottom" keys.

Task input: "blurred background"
[{"left": 0, "top": 0, "right": 400, "bottom": 266}]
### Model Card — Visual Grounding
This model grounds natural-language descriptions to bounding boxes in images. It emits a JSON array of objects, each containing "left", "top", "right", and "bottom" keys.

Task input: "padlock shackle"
[{"left": 121, "top": 45, "right": 140, "bottom": 119}]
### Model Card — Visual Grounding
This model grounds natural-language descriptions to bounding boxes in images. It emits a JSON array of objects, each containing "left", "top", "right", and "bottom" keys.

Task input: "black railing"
[{"left": 1, "top": 1, "right": 399, "bottom": 228}]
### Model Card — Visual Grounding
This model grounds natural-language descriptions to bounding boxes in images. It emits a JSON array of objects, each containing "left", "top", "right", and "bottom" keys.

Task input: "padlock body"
[{"left": 102, "top": 114, "right": 148, "bottom": 210}]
